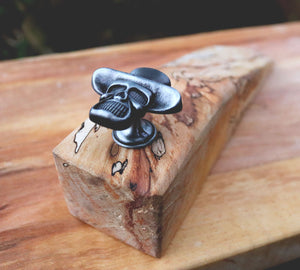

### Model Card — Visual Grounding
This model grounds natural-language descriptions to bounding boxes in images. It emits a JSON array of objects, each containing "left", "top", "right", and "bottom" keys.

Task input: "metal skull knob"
[
  {"left": 89, "top": 67, "right": 182, "bottom": 149},
  {"left": 92, "top": 80, "right": 153, "bottom": 129}
]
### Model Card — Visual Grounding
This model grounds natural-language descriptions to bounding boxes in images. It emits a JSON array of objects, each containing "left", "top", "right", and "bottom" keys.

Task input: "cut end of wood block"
[{"left": 53, "top": 45, "right": 272, "bottom": 257}]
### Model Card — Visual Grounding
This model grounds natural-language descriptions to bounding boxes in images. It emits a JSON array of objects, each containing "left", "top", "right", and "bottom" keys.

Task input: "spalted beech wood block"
[{"left": 53, "top": 46, "right": 272, "bottom": 257}]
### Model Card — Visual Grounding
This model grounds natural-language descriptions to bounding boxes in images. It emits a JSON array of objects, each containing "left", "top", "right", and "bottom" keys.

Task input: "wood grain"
[
  {"left": 53, "top": 46, "right": 271, "bottom": 257},
  {"left": 1, "top": 22, "right": 300, "bottom": 268}
]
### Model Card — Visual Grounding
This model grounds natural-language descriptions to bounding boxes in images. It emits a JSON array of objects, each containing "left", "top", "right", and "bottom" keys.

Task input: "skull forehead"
[{"left": 107, "top": 80, "right": 153, "bottom": 97}]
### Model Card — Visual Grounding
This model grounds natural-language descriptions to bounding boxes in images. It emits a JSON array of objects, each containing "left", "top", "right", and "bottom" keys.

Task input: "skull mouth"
[
  {"left": 89, "top": 99, "right": 132, "bottom": 130},
  {"left": 97, "top": 100, "right": 129, "bottom": 118},
  {"left": 89, "top": 81, "right": 153, "bottom": 130}
]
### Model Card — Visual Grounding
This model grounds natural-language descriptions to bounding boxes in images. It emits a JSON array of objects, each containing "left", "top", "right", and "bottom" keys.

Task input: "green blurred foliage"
[{"left": 0, "top": 0, "right": 299, "bottom": 60}]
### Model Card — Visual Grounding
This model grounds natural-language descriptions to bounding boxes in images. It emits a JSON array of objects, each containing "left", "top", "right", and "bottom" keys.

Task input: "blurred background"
[{"left": 0, "top": 0, "right": 299, "bottom": 60}]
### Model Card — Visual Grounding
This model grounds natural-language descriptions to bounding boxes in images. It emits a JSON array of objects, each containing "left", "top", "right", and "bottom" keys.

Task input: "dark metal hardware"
[{"left": 89, "top": 67, "right": 182, "bottom": 148}]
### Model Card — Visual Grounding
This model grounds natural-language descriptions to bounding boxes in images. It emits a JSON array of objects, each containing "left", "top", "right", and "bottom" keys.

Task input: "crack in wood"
[
  {"left": 73, "top": 119, "right": 95, "bottom": 154},
  {"left": 111, "top": 159, "right": 128, "bottom": 176}
]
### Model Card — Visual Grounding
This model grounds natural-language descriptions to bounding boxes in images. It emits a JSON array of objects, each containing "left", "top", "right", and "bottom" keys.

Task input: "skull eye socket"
[
  {"left": 107, "top": 84, "right": 127, "bottom": 93},
  {"left": 129, "top": 88, "right": 149, "bottom": 106}
]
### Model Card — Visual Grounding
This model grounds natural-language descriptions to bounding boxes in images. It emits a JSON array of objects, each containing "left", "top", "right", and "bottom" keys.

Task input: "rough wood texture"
[
  {"left": 53, "top": 46, "right": 272, "bottom": 257},
  {"left": 1, "top": 22, "right": 300, "bottom": 268}
]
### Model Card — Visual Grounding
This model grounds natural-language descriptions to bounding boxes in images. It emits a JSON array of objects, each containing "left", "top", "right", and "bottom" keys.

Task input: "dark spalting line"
[
  {"left": 230, "top": 76, "right": 243, "bottom": 94},
  {"left": 200, "top": 80, "right": 215, "bottom": 93},
  {"left": 94, "top": 124, "right": 100, "bottom": 132},
  {"left": 161, "top": 115, "right": 173, "bottom": 132},
  {"left": 121, "top": 159, "right": 128, "bottom": 173},
  {"left": 129, "top": 182, "right": 137, "bottom": 191},
  {"left": 170, "top": 67, "right": 228, "bottom": 87},
  {"left": 143, "top": 148, "right": 153, "bottom": 196},
  {"left": 168, "top": 57, "right": 260, "bottom": 73},
  {"left": 169, "top": 64, "right": 216, "bottom": 70},
  {"left": 201, "top": 78, "right": 230, "bottom": 84},
  {"left": 173, "top": 82, "right": 198, "bottom": 127},
  {"left": 73, "top": 121, "right": 85, "bottom": 154},
  {"left": 78, "top": 121, "right": 85, "bottom": 131},
  {"left": 128, "top": 149, "right": 152, "bottom": 197},
  {"left": 187, "top": 83, "right": 203, "bottom": 99},
  {"left": 170, "top": 66, "right": 216, "bottom": 84},
  {"left": 109, "top": 142, "right": 119, "bottom": 157},
  {"left": 111, "top": 159, "right": 128, "bottom": 176},
  {"left": 0, "top": 204, "right": 8, "bottom": 211}
]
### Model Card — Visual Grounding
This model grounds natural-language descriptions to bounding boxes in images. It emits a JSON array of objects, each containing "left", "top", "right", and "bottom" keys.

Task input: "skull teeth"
[{"left": 99, "top": 100, "right": 128, "bottom": 118}]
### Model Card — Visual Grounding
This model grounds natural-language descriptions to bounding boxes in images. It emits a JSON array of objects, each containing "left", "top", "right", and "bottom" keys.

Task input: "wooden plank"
[
  {"left": 1, "top": 22, "right": 300, "bottom": 269},
  {"left": 53, "top": 46, "right": 272, "bottom": 257}
]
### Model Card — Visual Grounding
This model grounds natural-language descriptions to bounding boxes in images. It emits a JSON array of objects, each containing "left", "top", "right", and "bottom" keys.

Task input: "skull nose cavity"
[
  {"left": 101, "top": 93, "right": 113, "bottom": 100},
  {"left": 116, "top": 91, "right": 127, "bottom": 100}
]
